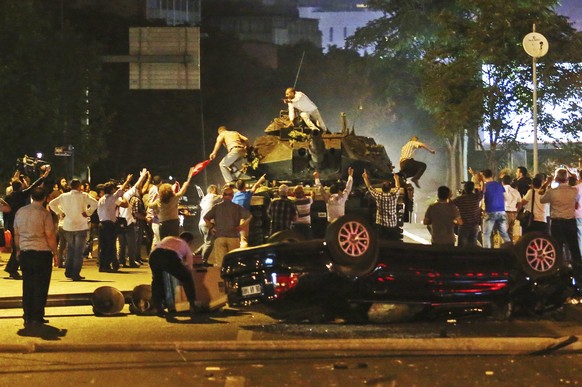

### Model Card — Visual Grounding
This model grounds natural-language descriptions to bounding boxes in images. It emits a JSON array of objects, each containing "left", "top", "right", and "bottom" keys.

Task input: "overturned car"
[{"left": 221, "top": 214, "right": 577, "bottom": 322}]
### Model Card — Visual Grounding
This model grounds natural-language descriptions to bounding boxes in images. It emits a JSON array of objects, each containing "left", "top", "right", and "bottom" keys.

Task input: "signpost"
[{"left": 522, "top": 25, "right": 549, "bottom": 175}]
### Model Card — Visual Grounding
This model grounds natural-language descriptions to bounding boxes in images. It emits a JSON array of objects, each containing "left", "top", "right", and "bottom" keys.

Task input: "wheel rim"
[
  {"left": 525, "top": 237, "right": 557, "bottom": 272},
  {"left": 336, "top": 220, "right": 370, "bottom": 257}
]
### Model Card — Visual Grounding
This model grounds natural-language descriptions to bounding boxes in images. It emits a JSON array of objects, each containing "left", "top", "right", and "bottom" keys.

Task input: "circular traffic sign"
[{"left": 523, "top": 32, "right": 549, "bottom": 58}]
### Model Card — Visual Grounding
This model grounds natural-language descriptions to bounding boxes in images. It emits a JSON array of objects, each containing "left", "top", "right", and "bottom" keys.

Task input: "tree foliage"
[
  {"left": 349, "top": 0, "right": 582, "bottom": 176},
  {"left": 0, "top": 1, "right": 111, "bottom": 182}
]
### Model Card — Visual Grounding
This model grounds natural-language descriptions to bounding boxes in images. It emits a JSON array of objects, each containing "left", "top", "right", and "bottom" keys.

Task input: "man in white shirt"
[
  {"left": 283, "top": 88, "right": 328, "bottom": 132},
  {"left": 502, "top": 175, "right": 522, "bottom": 242},
  {"left": 96, "top": 175, "right": 131, "bottom": 272},
  {"left": 314, "top": 167, "right": 354, "bottom": 223},
  {"left": 48, "top": 179, "right": 98, "bottom": 281}
]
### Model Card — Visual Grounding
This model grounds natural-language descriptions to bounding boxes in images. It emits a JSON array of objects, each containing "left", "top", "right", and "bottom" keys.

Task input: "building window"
[{"left": 329, "top": 27, "right": 333, "bottom": 42}]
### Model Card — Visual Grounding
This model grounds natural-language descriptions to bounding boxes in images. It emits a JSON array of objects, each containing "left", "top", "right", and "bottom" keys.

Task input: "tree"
[
  {"left": 349, "top": 0, "right": 582, "bottom": 183},
  {"left": 0, "top": 1, "right": 111, "bottom": 182}
]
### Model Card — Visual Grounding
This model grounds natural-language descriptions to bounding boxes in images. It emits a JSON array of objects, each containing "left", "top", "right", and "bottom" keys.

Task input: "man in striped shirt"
[
  {"left": 291, "top": 185, "right": 313, "bottom": 239},
  {"left": 453, "top": 181, "right": 483, "bottom": 247},
  {"left": 399, "top": 136, "right": 436, "bottom": 189}
]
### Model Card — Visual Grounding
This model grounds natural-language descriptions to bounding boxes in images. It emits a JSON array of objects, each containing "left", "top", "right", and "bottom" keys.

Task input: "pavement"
[{"left": 0, "top": 252, "right": 152, "bottom": 306}]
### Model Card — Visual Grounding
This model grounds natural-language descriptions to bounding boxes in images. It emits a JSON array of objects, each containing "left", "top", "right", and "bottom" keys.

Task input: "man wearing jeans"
[
  {"left": 209, "top": 126, "right": 250, "bottom": 184},
  {"left": 48, "top": 179, "right": 98, "bottom": 281},
  {"left": 480, "top": 169, "right": 511, "bottom": 248}
]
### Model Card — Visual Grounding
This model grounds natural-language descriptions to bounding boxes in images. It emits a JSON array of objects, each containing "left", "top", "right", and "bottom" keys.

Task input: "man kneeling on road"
[{"left": 148, "top": 231, "right": 201, "bottom": 318}]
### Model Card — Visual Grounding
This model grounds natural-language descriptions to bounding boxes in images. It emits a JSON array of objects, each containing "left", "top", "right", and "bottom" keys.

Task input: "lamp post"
[{"left": 522, "top": 25, "right": 549, "bottom": 175}]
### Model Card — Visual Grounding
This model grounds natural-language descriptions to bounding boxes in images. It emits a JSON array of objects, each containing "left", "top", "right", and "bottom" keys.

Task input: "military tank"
[
  {"left": 247, "top": 112, "right": 395, "bottom": 183},
  {"left": 243, "top": 111, "right": 414, "bottom": 246}
]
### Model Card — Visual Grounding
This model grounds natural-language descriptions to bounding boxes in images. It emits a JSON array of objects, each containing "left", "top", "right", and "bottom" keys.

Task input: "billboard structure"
[{"left": 127, "top": 27, "right": 200, "bottom": 90}]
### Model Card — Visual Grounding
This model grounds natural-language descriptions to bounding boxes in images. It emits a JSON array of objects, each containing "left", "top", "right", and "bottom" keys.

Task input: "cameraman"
[{"left": 4, "top": 166, "right": 51, "bottom": 279}]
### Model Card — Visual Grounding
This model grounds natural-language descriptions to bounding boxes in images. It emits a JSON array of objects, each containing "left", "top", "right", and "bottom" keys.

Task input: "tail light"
[{"left": 272, "top": 273, "right": 299, "bottom": 298}]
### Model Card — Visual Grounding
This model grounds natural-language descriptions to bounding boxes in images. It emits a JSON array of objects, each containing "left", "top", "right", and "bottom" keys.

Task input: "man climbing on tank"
[
  {"left": 399, "top": 135, "right": 436, "bottom": 189},
  {"left": 283, "top": 87, "right": 328, "bottom": 133},
  {"left": 209, "top": 125, "right": 250, "bottom": 184}
]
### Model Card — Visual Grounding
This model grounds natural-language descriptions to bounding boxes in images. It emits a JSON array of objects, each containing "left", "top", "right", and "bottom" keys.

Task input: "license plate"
[{"left": 241, "top": 284, "right": 262, "bottom": 297}]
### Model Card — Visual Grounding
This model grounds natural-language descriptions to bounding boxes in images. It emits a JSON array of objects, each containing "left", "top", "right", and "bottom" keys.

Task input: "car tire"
[
  {"left": 267, "top": 230, "right": 306, "bottom": 243},
  {"left": 515, "top": 231, "right": 563, "bottom": 279},
  {"left": 489, "top": 301, "right": 513, "bottom": 321},
  {"left": 325, "top": 214, "right": 378, "bottom": 277}
]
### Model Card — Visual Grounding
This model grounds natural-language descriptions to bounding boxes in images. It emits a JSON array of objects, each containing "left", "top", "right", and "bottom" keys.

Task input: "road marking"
[
  {"left": 403, "top": 230, "right": 430, "bottom": 245},
  {"left": 225, "top": 376, "right": 245, "bottom": 387}
]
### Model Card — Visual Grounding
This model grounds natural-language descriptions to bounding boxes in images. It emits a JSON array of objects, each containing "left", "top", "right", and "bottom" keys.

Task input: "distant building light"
[{"left": 356, "top": 3, "right": 368, "bottom": 8}]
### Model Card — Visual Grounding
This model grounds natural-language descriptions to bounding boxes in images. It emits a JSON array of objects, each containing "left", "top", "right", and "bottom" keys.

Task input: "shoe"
[
  {"left": 71, "top": 276, "right": 85, "bottom": 281},
  {"left": 189, "top": 305, "right": 206, "bottom": 318},
  {"left": 411, "top": 178, "right": 421, "bottom": 188},
  {"left": 128, "top": 263, "right": 140, "bottom": 268},
  {"left": 9, "top": 272, "right": 22, "bottom": 280},
  {"left": 99, "top": 268, "right": 114, "bottom": 273},
  {"left": 142, "top": 308, "right": 166, "bottom": 317}
]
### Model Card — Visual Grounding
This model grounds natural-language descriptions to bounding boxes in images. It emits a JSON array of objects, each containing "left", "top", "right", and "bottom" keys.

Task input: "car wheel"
[
  {"left": 516, "top": 232, "right": 563, "bottom": 279},
  {"left": 325, "top": 214, "right": 378, "bottom": 277},
  {"left": 489, "top": 301, "right": 513, "bottom": 321},
  {"left": 267, "top": 230, "right": 307, "bottom": 243}
]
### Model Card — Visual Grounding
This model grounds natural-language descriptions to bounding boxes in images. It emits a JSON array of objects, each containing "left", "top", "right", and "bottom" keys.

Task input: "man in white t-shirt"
[
  {"left": 314, "top": 167, "right": 354, "bottom": 223},
  {"left": 48, "top": 179, "right": 98, "bottom": 281},
  {"left": 283, "top": 88, "right": 328, "bottom": 132}
]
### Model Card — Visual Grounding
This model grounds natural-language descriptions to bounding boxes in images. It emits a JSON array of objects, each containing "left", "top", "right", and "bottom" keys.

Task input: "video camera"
[{"left": 15, "top": 155, "right": 51, "bottom": 176}]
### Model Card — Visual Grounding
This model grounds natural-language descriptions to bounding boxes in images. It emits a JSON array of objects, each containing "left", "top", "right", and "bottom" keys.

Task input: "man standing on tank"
[{"left": 283, "top": 88, "right": 328, "bottom": 133}]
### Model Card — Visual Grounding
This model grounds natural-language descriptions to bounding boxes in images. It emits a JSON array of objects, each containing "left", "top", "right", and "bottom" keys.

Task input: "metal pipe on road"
[{"left": 2, "top": 336, "right": 580, "bottom": 355}]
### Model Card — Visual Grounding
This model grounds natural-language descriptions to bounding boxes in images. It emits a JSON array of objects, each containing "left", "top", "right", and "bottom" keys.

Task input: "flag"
[{"left": 191, "top": 159, "right": 211, "bottom": 177}]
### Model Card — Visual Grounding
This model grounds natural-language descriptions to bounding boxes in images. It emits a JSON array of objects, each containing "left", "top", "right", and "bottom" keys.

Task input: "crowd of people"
[
  {"left": 422, "top": 166, "right": 582, "bottom": 285},
  {"left": 3, "top": 85, "right": 582, "bottom": 325}
]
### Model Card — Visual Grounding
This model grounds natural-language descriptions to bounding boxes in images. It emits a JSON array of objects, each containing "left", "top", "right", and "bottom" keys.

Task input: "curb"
[{"left": 1, "top": 336, "right": 581, "bottom": 354}]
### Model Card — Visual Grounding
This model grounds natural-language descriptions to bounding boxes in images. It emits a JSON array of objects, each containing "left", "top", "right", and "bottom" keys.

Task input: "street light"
[{"left": 522, "top": 25, "right": 549, "bottom": 175}]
